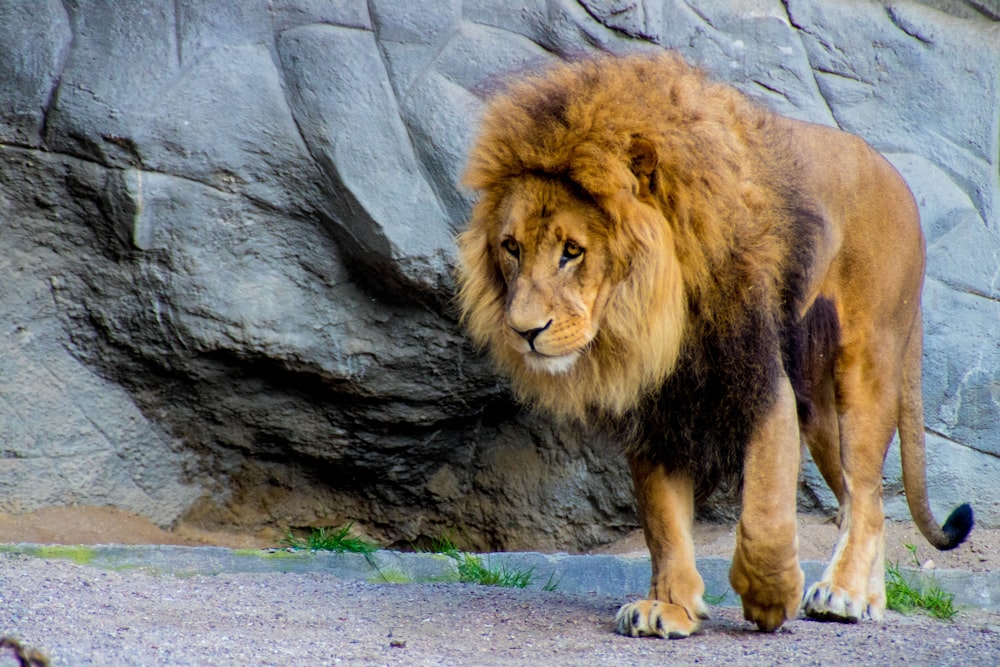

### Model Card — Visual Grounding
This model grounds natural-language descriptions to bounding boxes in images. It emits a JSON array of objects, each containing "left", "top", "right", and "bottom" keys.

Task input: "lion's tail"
[{"left": 898, "top": 311, "right": 974, "bottom": 551}]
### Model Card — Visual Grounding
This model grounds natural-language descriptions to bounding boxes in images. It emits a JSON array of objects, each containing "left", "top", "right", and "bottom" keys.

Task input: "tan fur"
[{"left": 455, "top": 52, "right": 971, "bottom": 636}]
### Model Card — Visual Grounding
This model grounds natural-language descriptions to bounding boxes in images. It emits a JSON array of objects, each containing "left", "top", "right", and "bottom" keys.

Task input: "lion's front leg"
[
  {"left": 729, "top": 378, "right": 805, "bottom": 632},
  {"left": 616, "top": 458, "right": 708, "bottom": 639}
]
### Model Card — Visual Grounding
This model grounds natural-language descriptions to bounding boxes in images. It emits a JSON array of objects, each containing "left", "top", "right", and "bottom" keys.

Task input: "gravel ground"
[{"left": 2, "top": 553, "right": 998, "bottom": 667}]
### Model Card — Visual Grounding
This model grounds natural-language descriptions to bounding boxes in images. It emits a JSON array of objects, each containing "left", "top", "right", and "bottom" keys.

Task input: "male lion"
[{"left": 455, "top": 52, "right": 974, "bottom": 637}]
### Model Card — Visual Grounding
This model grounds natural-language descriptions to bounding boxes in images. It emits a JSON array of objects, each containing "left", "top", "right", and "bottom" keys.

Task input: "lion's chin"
[{"left": 523, "top": 351, "right": 580, "bottom": 375}]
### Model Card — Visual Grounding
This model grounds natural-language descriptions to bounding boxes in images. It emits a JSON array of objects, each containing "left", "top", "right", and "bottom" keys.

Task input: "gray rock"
[
  {"left": 277, "top": 24, "right": 455, "bottom": 296},
  {"left": 788, "top": 0, "right": 1000, "bottom": 220},
  {"left": 0, "top": 0, "right": 997, "bottom": 550},
  {"left": 0, "top": 0, "right": 71, "bottom": 147}
]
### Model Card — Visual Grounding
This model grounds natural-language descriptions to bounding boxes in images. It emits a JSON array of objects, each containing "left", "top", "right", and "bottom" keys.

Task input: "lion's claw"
[
  {"left": 614, "top": 599, "right": 705, "bottom": 639},
  {"left": 802, "top": 582, "right": 884, "bottom": 623}
]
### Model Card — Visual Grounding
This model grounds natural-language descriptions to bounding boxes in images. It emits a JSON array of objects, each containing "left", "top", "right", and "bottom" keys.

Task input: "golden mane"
[{"left": 457, "top": 52, "right": 792, "bottom": 422}]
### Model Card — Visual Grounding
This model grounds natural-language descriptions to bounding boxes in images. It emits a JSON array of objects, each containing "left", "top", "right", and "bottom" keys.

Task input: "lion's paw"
[
  {"left": 802, "top": 582, "right": 884, "bottom": 623},
  {"left": 614, "top": 599, "right": 707, "bottom": 639},
  {"left": 729, "top": 545, "right": 804, "bottom": 632}
]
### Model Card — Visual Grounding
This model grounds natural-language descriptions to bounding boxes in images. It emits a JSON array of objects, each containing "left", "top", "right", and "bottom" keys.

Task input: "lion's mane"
[{"left": 457, "top": 53, "right": 825, "bottom": 488}]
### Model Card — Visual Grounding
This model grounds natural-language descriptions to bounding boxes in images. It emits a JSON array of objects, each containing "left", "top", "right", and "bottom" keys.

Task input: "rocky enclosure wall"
[{"left": 1, "top": 0, "right": 998, "bottom": 550}]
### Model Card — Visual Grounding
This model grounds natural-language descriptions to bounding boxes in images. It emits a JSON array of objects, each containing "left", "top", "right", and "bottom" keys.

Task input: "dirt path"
[
  {"left": 2, "top": 506, "right": 998, "bottom": 666},
  {"left": 1, "top": 552, "right": 998, "bottom": 667}
]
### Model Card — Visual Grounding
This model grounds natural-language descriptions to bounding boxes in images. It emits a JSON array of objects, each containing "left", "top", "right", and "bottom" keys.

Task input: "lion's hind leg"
[
  {"left": 797, "top": 304, "right": 845, "bottom": 520},
  {"left": 803, "top": 526, "right": 887, "bottom": 623},
  {"left": 616, "top": 460, "right": 708, "bottom": 639},
  {"left": 802, "top": 330, "right": 899, "bottom": 623}
]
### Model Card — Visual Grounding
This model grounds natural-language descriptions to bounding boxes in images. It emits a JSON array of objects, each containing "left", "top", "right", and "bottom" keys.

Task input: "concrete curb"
[{"left": 3, "top": 544, "right": 997, "bottom": 612}]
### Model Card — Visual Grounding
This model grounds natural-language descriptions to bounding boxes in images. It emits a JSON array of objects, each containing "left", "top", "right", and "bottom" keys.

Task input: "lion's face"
[
  {"left": 457, "top": 62, "right": 691, "bottom": 419},
  {"left": 491, "top": 176, "right": 613, "bottom": 375}
]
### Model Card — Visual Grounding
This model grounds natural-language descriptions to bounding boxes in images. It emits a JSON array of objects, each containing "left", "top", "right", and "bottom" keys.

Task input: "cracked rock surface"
[{"left": 0, "top": 0, "right": 998, "bottom": 549}]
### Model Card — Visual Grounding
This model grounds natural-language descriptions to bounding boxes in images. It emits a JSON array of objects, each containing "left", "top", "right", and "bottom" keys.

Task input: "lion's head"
[
  {"left": 456, "top": 53, "right": 776, "bottom": 422},
  {"left": 456, "top": 159, "right": 685, "bottom": 421}
]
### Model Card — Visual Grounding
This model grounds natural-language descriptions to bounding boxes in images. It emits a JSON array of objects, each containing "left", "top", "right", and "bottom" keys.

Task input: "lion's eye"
[
  {"left": 501, "top": 238, "right": 520, "bottom": 259},
  {"left": 561, "top": 240, "right": 583, "bottom": 264}
]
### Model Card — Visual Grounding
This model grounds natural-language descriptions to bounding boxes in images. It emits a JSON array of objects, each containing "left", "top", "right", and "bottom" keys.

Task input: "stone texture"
[
  {"left": 0, "top": 0, "right": 70, "bottom": 147},
  {"left": 277, "top": 24, "right": 454, "bottom": 296},
  {"left": 0, "top": 0, "right": 997, "bottom": 549}
]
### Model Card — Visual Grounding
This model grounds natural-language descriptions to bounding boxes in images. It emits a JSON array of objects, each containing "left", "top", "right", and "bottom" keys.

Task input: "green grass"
[
  {"left": 454, "top": 552, "right": 535, "bottom": 588},
  {"left": 428, "top": 532, "right": 462, "bottom": 555},
  {"left": 540, "top": 571, "right": 561, "bottom": 592},
  {"left": 280, "top": 522, "right": 392, "bottom": 581},
  {"left": 426, "top": 532, "right": 559, "bottom": 591},
  {"left": 1, "top": 545, "right": 97, "bottom": 566},
  {"left": 278, "top": 525, "right": 559, "bottom": 591},
  {"left": 885, "top": 544, "right": 957, "bottom": 620},
  {"left": 280, "top": 522, "right": 378, "bottom": 554},
  {"left": 368, "top": 569, "right": 412, "bottom": 584},
  {"left": 703, "top": 590, "right": 728, "bottom": 606}
]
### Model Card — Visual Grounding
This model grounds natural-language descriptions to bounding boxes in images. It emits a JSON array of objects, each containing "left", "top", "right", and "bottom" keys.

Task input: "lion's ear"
[{"left": 628, "top": 137, "right": 659, "bottom": 198}]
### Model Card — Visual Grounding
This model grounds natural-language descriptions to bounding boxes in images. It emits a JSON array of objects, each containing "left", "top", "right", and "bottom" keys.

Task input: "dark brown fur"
[{"left": 608, "top": 196, "right": 838, "bottom": 501}]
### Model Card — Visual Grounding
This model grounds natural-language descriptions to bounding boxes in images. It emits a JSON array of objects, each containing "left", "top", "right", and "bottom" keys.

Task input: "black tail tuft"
[{"left": 939, "top": 503, "right": 974, "bottom": 551}]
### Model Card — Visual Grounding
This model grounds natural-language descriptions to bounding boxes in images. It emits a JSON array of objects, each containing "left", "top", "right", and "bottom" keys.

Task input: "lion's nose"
[{"left": 513, "top": 319, "right": 552, "bottom": 345}]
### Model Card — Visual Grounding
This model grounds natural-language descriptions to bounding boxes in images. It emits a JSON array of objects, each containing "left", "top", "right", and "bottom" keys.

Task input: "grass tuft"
[
  {"left": 427, "top": 532, "right": 461, "bottom": 555},
  {"left": 279, "top": 525, "right": 560, "bottom": 591},
  {"left": 455, "top": 553, "right": 535, "bottom": 588},
  {"left": 885, "top": 544, "right": 957, "bottom": 620},
  {"left": 425, "top": 531, "right": 559, "bottom": 591},
  {"left": 281, "top": 522, "right": 378, "bottom": 555},
  {"left": 703, "top": 590, "right": 728, "bottom": 606}
]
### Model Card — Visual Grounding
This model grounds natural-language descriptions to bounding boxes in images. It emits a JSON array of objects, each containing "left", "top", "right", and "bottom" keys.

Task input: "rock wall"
[{"left": 1, "top": 0, "right": 997, "bottom": 549}]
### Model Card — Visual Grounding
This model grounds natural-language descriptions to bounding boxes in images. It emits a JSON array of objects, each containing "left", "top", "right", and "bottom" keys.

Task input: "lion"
[{"left": 455, "top": 52, "right": 973, "bottom": 637}]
